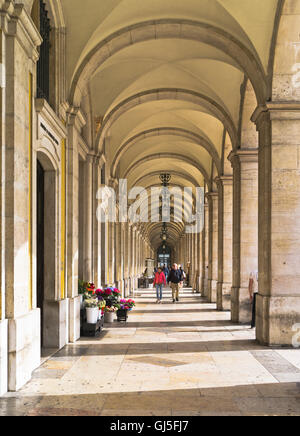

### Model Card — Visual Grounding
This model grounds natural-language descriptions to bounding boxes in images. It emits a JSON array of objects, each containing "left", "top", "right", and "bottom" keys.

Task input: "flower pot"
[
  {"left": 104, "top": 312, "right": 115, "bottom": 323},
  {"left": 117, "top": 309, "right": 128, "bottom": 322},
  {"left": 86, "top": 307, "right": 98, "bottom": 324}
]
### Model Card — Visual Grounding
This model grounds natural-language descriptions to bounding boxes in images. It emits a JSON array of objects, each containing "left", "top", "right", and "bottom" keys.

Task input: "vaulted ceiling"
[{"left": 58, "top": 0, "right": 279, "bottom": 250}]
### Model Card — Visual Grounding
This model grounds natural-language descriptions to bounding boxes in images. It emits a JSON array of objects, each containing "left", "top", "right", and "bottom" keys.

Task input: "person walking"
[
  {"left": 179, "top": 265, "right": 186, "bottom": 287},
  {"left": 163, "top": 264, "right": 169, "bottom": 279},
  {"left": 168, "top": 263, "right": 183, "bottom": 303},
  {"left": 249, "top": 270, "right": 258, "bottom": 328},
  {"left": 153, "top": 267, "right": 166, "bottom": 303}
]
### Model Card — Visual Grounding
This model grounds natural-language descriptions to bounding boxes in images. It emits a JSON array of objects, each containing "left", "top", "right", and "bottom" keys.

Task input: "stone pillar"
[
  {"left": 66, "top": 108, "right": 85, "bottom": 345},
  {"left": 229, "top": 149, "right": 258, "bottom": 323},
  {"left": 0, "top": 23, "right": 8, "bottom": 396},
  {"left": 115, "top": 222, "right": 124, "bottom": 293},
  {"left": 196, "top": 230, "right": 202, "bottom": 293},
  {"left": 82, "top": 155, "right": 93, "bottom": 280},
  {"left": 203, "top": 202, "right": 209, "bottom": 297},
  {"left": 253, "top": 105, "right": 300, "bottom": 345},
  {"left": 108, "top": 221, "right": 115, "bottom": 285},
  {"left": 134, "top": 229, "right": 139, "bottom": 290},
  {"left": 216, "top": 176, "right": 233, "bottom": 311},
  {"left": 129, "top": 225, "right": 134, "bottom": 295},
  {"left": 93, "top": 157, "right": 102, "bottom": 288},
  {"left": 207, "top": 192, "right": 218, "bottom": 303},
  {"left": 3, "top": 3, "right": 42, "bottom": 391},
  {"left": 124, "top": 222, "right": 129, "bottom": 297},
  {"left": 191, "top": 232, "right": 196, "bottom": 290}
]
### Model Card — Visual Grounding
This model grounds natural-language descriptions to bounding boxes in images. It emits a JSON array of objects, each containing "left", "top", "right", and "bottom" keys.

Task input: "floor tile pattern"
[{"left": 1, "top": 288, "right": 300, "bottom": 416}]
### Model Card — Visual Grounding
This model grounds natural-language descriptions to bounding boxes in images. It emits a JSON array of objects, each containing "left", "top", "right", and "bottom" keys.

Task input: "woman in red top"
[{"left": 153, "top": 267, "right": 166, "bottom": 303}]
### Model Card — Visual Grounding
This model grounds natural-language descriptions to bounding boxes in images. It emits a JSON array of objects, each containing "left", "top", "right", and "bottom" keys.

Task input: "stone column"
[
  {"left": 191, "top": 232, "right": 196, "bottom": 290},
  {"left": 196, "top": 230, "right": 202, "bottom": 293},
  {"left": 93, "top": 157, "right": 102, "bottom": 288},
  {"left": 134, "top": 229, "right": 139, "bottom": 290},
  {"left": 253, "top": 105, "right": 300, "bottom": 345},
  {"left": 216, "top": 176, "right": 233, "bottom": 311},
  {"left": 108, "top": 221, "right": 115, "bottom": 285},
  {"left": 115, "top": 222, "right": 124, "bottom": 293},
  {"left": 202, "top": 202, "right": 209, "bottom": 297},
  {"left": 123, "top": 222, "right": 129, "bottom": 297},
  {"left": 0, "top": 23, "right": 7, "bottom": 396},
  {"left": 3, "top": 4, "right": 42, "bottom": 391},
  {"left": 129, "top": 225, "right": 135, "bottom": 295},
  {"left": 229, "top": 149, "right": 258, "bottom": 323},
  {"left": 207, "top": 192, "right": 218, "bottom": 303},
  {"left": 66, "top": 108, "right": 86, "bottom": 345},
  {"left": 82, "top": 155, "right": 93, "bottom": 281}
]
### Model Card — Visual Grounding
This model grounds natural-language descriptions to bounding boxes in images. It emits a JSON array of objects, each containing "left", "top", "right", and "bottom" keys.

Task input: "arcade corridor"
[{"left": 1, "top": 288, "right": 300, "bottom": 416}]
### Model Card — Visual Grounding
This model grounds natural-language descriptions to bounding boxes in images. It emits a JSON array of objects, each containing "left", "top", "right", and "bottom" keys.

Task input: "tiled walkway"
[{"left": 1, "top": 288, "right": 300, "bottom": 416}]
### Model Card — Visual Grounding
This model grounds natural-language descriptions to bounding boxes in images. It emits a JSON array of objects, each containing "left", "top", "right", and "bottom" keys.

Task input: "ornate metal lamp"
[{"left": 159, "top": 173, "right": 171, "bottom": 187}]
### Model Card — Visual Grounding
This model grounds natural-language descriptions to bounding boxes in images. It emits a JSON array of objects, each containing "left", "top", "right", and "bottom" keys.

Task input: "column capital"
[
  {"left": 215, "top": 175, "right": 233, "bottom": 187},
  {"left": 205, "top": 191, "right": 218, "bottom": 199},
  {"left": 251, "top": 102, "right": 300, "bottom": 128},
  {"left": 228, "top": 148, "right": 258, "bottom": 167},
  {"left": 205, "top": 191, "right": 218, "bottom": 206},
  {"left": 66, "top": 106, "right": 86, "bottom": 130}
]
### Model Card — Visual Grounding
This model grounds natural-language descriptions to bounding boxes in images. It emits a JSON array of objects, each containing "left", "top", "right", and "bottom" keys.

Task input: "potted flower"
[
  {"left": 84, "top": 298, "right": 99, "bottom": 324},
  {"left": 78, "top": 280, "right": 97, "bottom": 309},
  {"left": 103, "top": 306, "right": 117, "bottom": 323},
  {"left": 96, "top": 292, "right": 106, "bottom": 320},
  {"left": 116, "top": 299, "right": 136, "bottom": 322}
]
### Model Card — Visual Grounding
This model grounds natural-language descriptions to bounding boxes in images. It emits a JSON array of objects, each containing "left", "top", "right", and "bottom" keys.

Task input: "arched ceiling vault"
[{"left": 59, "top": 0, "right": 279, "bottom": 252}]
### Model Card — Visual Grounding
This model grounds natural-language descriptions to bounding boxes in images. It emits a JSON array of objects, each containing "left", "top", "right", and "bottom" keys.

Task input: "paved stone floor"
[{"left": 1, "top": 288, "right": 300, "bottom": 416}]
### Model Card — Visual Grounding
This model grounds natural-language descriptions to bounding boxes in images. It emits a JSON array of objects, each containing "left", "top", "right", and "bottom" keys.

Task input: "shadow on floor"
[
  {"left": 133, "top": 309, "right": 219, "bottom": 314},
  {"left": 53, "top": 339, "right": 269, "bottom": 357},
  {"left": 1, "top": 383, "right": 299, "bottom": 416},
  {"left": 107, "top": 320, "right": 235, "bottom": 329}
]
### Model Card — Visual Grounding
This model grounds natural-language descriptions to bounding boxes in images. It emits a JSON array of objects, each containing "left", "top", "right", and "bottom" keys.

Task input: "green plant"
[{"left": 78, "top": 279, "right": 88, "bottom": 295}]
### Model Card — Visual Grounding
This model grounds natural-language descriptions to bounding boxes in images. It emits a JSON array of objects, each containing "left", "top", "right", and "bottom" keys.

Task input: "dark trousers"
[{"left": 251, "top": 293, "right": 257, "bottom": 328}]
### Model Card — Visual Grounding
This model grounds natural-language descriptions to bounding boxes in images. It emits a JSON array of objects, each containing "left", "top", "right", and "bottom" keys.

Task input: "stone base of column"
[
  {"left": 217, "top": 282, "right": 232, "bottom": 311},
  {"left": 208, "top": 280, "right": 218, "bottom": 303},
  {"left": 0, "top": 319, "right": 8, "bottom": 395},
  {"left": 43, "top": 299, "right": 68, "bottom": 349},
  {"left": 68, "top": 297, "right": 80, "bottom": 343},
  {"left": 231, "top": 286, "right": 251, "bottom": 324},
  {"left": 8, "top": 309, "right": 40, "bottom": 391},
  {"left": 256, "top": 295, "right": 300, "bottom": 346}
]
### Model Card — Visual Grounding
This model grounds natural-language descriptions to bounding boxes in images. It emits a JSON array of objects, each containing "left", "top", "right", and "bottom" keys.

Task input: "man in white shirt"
[{"left": 249, "top": 270, "right": 258, "bottom": 329}]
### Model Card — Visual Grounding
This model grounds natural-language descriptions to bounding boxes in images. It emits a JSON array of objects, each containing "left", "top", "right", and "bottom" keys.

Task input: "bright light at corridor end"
[{"left": 96, "top": 179, "right": 204, "bottom": 233}]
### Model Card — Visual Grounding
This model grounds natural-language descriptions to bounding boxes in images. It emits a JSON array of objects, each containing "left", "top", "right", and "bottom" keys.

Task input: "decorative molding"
[
  {"left": 5, "top": 2, "right": 42, "bottom": 61},
  {"left": 36, "top": 98, "right": 67, "bottom": 141}
]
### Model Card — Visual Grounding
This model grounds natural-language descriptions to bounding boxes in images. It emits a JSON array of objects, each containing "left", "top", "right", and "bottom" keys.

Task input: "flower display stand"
[
  {"left": 117, "top": 309, "right": 128, "bottom": 323},
  {"left": 80, "top": 309, "right": 104, "bottom": 337}
]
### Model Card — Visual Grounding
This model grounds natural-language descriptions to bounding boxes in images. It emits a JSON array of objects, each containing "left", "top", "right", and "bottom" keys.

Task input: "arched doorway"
[{"left": 36, "top": 153, "right": 56, "bottom": 348}]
